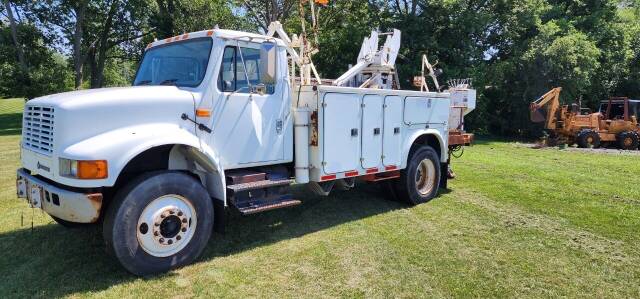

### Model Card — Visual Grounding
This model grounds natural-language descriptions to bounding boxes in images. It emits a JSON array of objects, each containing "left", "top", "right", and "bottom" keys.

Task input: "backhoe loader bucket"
[{"left": 530, "top": 108, "right": 546, "bottom": 123}]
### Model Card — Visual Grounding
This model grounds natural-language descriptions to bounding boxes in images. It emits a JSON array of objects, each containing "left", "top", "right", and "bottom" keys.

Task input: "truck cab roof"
[{"left": 146, "top": 28, "right": 286, "bottom": 50}]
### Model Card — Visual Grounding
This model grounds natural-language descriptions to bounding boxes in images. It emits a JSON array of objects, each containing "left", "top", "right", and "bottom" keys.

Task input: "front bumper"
[{"left": 16, "top": 168, "right": 103, "bottom": 223}]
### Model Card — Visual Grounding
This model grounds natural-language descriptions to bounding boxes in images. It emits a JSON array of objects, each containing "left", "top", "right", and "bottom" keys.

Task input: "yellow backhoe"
[{"left": 530, "top": 87, "right": 640, "bottom": 150}]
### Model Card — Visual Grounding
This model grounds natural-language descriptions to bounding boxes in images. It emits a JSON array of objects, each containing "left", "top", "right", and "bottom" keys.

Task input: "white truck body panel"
[
  {"left": 382, "top": 95, "right": 403, "bottom": 167},
  {"left": 321, "top": 92, "right": 362, "bottom": 174},
  {"left": 296, "top": 85, "right": 451, "bottom": 183},
  {"left": 361, "top": 95, "right": 384, "bottom": 169},
  {"left": 448, "top": 88, "right": 477, "bottom": 131}
]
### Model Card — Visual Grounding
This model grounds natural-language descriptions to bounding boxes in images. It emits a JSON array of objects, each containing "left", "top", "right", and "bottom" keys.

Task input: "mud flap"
[
  {"left": 213, "top": 200, "right": 226, "bottom": 234},
  {"left": 439, "top": 163, "right": 448, "bottom": 190}
]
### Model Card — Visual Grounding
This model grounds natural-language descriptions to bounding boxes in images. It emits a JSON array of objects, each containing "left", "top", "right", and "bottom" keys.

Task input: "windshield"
[{"left": 133, "top": 38, "right": 213, "bottom": 87}]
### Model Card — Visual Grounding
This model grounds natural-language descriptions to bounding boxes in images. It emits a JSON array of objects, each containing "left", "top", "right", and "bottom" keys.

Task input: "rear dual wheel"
[
  {"left": 389, "top": 145, "right": 441, "bottom": 205},
  {"left": 103, "top": 171, "right": 214, "bottom": 276}
]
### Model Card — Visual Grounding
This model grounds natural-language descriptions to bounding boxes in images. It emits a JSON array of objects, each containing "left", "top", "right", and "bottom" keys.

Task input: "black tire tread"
[
  {"left": 102, "top": 171, "right": 214, "bottom": 276},
  {"left": 577, "top": 129, "right": 601, "bottom": 148},
  {"left": 393, "top": 146, "right": 441, "bottom": 206},
  {"left": 616, "top": 131, "right": 639, "bottom": 150}
]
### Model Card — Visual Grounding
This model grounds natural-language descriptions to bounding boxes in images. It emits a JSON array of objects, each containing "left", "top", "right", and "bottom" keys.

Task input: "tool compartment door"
[
  {"left": 383, "top": 95, "right": 403, "bottom": 167},
  {"left": 404, "top": 96, "right": 449, "bottom": 125},
  {"left": 322, "top": 93, "right": 361, "bottom": 174},
  {"left": 361, "top": 95, "right": 384, "bottom": 168}
]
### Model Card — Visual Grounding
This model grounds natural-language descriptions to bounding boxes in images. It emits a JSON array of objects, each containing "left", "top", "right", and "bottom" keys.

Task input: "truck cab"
[{"left": 16, "top": 25, "right": 475, "bottom": 275}]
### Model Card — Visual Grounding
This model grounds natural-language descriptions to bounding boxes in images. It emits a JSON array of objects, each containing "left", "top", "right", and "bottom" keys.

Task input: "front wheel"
[
  {"left": 577, "top": 129, "right": 601, "bottom": 149},
  {"left": 103, "top": 171, "right": 214, "bottom": 276},
  {"left": 393, "top": 146, "right": 441, "bottom": 205},
  {"left": 617, "top": 131, "right": 639, "bottom": 150}
]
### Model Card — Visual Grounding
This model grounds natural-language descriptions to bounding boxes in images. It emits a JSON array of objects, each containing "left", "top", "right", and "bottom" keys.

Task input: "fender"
[
  {"left": 59, "top": 124, "right": 226, "bottom": 202},
  {"left": 401, "top": 128, "right": 448, "bottom": 168}
]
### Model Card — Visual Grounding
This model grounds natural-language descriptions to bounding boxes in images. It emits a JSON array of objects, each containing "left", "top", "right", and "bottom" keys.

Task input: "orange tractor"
[{"left": 530, "top": 87, "right": 640, "bottom": 150}]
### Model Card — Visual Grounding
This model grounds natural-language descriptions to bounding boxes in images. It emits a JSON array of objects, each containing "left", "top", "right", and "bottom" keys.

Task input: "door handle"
[
  {"left": 373, "top": 128, "right": 381, "bottom": 135},
  {"left": 351, "top": 128, "right": 359, "bottom": 137}
]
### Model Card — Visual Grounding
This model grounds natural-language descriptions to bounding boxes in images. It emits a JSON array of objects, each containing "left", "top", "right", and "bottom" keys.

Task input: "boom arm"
[{"left": 530, "top": 87, "right": 562, "bottom": 129}]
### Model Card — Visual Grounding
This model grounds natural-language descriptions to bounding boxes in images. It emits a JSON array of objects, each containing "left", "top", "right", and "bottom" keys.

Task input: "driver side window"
[{"left": 218, "top": 45, "right": 275, "bottom": 94}]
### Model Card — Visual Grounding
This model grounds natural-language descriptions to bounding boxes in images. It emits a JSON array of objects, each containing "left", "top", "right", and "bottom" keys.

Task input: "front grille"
[{"left": 23, "top": 105, "right": 55, "bottom": 155}]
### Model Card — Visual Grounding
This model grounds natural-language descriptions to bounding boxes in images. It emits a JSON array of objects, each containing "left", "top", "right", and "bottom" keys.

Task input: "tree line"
[{"left": 1, "top": 0, "right": 639, "bottom": 137}]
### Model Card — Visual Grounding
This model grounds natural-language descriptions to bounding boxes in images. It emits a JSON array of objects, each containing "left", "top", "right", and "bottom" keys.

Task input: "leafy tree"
[
  {"left": 238, "top": 0, "right": 297, "bottom": 32},
  {"left": 150, "top": 0, "right": 248, "bottom": 38},
  {"left": 0, "top": 22, "right": 72, "bottom": 98}
]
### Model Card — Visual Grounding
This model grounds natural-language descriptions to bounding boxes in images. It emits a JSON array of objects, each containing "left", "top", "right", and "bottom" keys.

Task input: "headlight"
[{"left": 60, "top": 158, "right": 108, "bottom": 179}]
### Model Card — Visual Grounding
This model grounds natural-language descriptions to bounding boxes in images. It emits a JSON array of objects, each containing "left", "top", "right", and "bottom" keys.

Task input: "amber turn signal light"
[
  {"left": 196, "top": 108, "right": 211, "bottom": 117},
  {"left": 77, "top": 160, "right": 108, "bottom": 179}
]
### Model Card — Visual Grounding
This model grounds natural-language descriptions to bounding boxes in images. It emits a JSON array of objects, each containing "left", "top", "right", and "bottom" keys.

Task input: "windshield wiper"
[
  {"left": 160, "top": 79, "right": 179, "bottom": 86},
  {"left": 135, "top": 80, "right": 152, "bottom": 86}
]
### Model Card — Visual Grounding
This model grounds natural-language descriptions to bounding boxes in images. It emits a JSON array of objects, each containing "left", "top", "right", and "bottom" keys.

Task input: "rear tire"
[
  {"left": 393, "top": 146, "right": 441, "bottom": 206},
  {"left": 577, "top": 129, "right": 601, "bottom": 149},
  {"left": 616, "top": 131, "right": 639, "bottom": 150},
  {"left": 103, "top": 171, "right": 214, "bottom": 276}
]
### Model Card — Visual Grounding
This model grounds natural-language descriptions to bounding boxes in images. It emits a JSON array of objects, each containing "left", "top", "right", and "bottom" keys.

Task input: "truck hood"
[
  {"left": 30, "top": 86, "right": 195, "bottom": 109},
  {"left": 25, "top": 86, "right": 199, "bottom": 156}
]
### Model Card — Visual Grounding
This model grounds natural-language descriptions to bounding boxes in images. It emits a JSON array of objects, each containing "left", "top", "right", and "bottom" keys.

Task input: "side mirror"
[{"left": 260, "top": 41, "right": 277, "bottom": 84}]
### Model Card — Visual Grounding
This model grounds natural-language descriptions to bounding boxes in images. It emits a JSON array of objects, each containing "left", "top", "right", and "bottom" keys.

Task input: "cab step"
[
  {"left": 226, "top": 169, "right": 299, "bottom": 214},
  {"left": 226, "top": 179, "right": 293, "bottom": 194},
  {"left": 234, "top": 197, "right": 302, "bottom": 215}
]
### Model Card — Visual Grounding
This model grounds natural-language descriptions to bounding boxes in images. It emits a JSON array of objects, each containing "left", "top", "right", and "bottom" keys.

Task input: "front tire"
[
  {"left": 393, "top": 146, "right": 441, "bottom": 205},
  {"left": 577, "top": 129, "right": 601, "bottom": 149},
  {"left": 617, "top": 131, "right": 639, "bottom": 150},
  {"left": 103, "top": 171, "right": 214, "bottom": 276}
]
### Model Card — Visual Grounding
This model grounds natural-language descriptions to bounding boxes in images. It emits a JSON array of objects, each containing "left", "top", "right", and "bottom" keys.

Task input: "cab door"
[{"left": 208, "top": 42, "right": 287, "bottom": 167}]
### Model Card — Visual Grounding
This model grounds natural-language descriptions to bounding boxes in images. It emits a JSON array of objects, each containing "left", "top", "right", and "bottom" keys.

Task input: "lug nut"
[
  {"left": 169, "top": 210, "right": 175, "bottom": 215},
  {"left": 181, "top": 228, "right": 187, "bottom": 232},
  {"left": 168, "top": 239, "right": 173, "bottom": 245},
  {"left": 176, "top": 236, "right": 182, "bottom": 240},
  {"left": 154, "top": 222, "right": 160, "bottom": 227},
  {"left": 154, "top": 231, "right": 159, "bottom": 236},
  {"left": 182, "top": 218, "right": 187, "bottom": 223},
  {"left": 160, "top": 214, "right": 165, "bottom": 218},
  {"left": 159, "top": 238, "right": 165, "bottom": 243},
  {"left": 177, "top": 212, "right": 183, "bottom": 216}
]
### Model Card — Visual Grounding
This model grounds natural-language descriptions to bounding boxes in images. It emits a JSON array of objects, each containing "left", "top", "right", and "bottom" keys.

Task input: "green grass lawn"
[{"left": 0, "top": 98, "right": 639, "bottom": 298}]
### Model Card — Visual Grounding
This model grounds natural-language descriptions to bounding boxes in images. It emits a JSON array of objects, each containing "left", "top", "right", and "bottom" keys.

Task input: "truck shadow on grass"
[{"left": 0, "top": 182, "right": 416, "bottom": 297}]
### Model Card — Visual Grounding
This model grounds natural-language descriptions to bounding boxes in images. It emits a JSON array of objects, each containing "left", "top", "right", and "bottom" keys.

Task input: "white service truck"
[{"left": 16, "top": 23, "right": 476, "bottom": 275}]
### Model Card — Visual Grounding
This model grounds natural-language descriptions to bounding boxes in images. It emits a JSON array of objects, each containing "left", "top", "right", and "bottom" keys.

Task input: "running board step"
[
  {"left": 235, "top": 197, "right": 302, "bottom": 215},
  {"left": 227, "top": 179, "right": 294, "bottom": 194}
]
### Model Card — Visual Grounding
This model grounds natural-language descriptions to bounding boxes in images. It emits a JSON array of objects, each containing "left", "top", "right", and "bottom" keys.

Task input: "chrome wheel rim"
[
  {"left": 415, "top": 159, "right": 436, "bottom": 196},
  {"left": 137, "top": 195, "right": 196, "bottom": 257}
]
